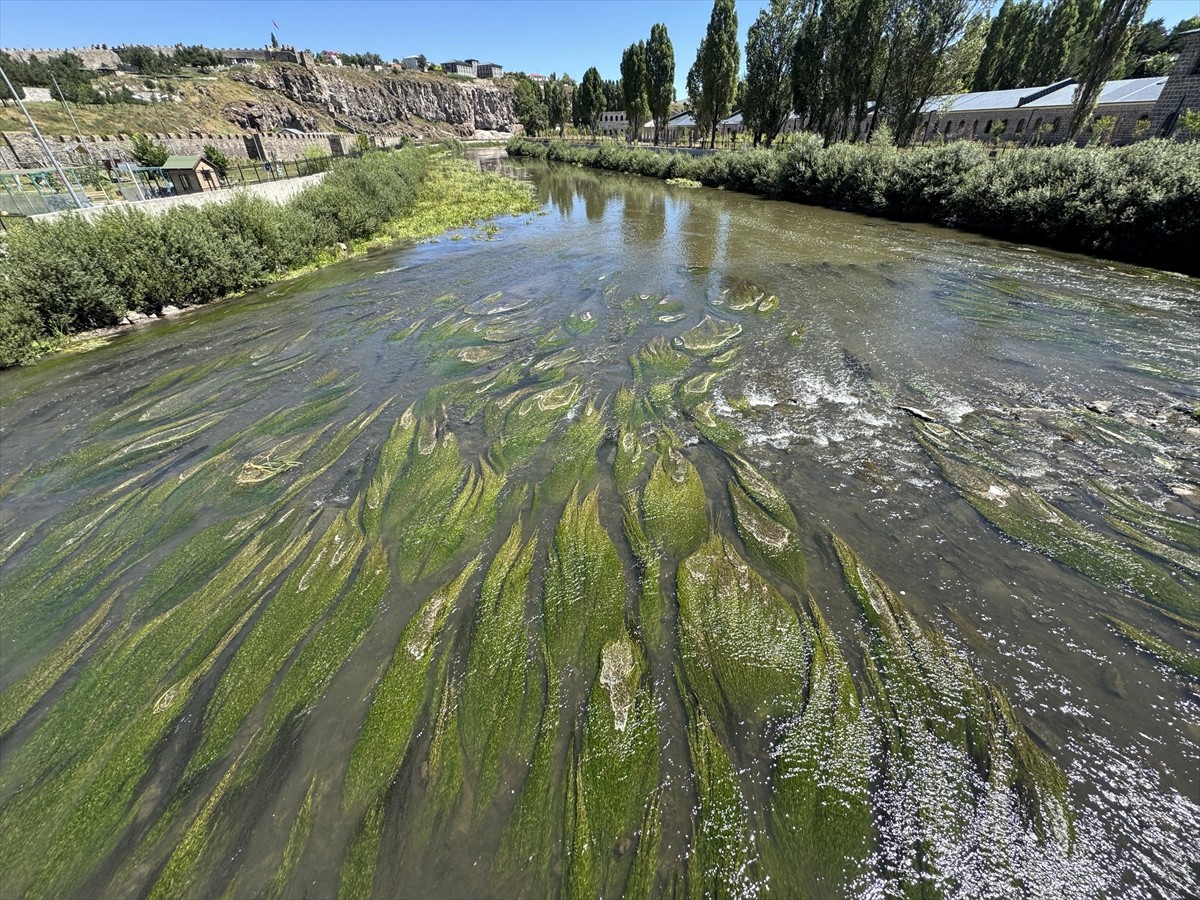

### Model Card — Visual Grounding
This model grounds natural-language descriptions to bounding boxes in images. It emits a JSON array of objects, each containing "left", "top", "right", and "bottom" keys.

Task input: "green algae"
[
  {"left": 150, "top": 743, "right": 252, "bottom": 900},
  {"left": 261, "top": 541, "right": 390, "bottom": 741},
  {"left": 265, "top": 777, "right": 318, "bottom": 900},
  {"left": 500, "top": 488, "right": 628, "bottom": 893},
  {"left": 1106, "top": 616, "right": 1200, "bottom": 680},
  {"left": 709, "top": 347, "right": 739, "bottom": 367},
  {"left": 539, "top": 396, "right": 606, "bottom": 504},
  {"left": 728, "top": 479, "right": 807, "bottom": 587},
  {"left": 564, "top": 633, "right": 659, "bottom": 899},
  {"left": 676, "top": 316, "right": 743, "bottom": 354},
  {"left": 614, "top": 426, "right": 648, "bottom": 497},
  {"left": 677, "top": 535, "right": 808, "bottom": 745},
  {"left": 0, "top": 507, "right": 314, "bottom": 876},
  {"left": 688, "top": 400, "right": 744, "bottom": 451},
  {"left": 191, "top": 504, "right": 366, "bottom": 776},
  {"left": 683, "top": 707, "right": 759, "bottom": 900},
  {"left": 542, "top": 487, "right": 628, "bottom": 675},
  {"left": 642, "top": 442, "right": 707, "bottom": 559},
  {"left": 566, "top": 311, "right": 599, "bottom": 335},
  {"left": 337, "top": 800, "right": 385, "bottom": 900},
  {"left": 457, "top": 522, "right": 542, "bottom": 819},
  {"left": 343, "top": 558, "right": 482, "bottom": 812},
  {"left": 765, "top": 595, "right": 873, "bottom": 895},
  {"left": 917, "top": 421, "right": 1200, "bottom": 628},
  {"left": 362, "top": 407, "right": 417, "bottom": 534},
  {"left": 0, "top": 591, "right": 116, "bottom": 739},
  {"left": 631, "top": 337, "right": 691, "bottom": 379},
  {"left": 489, "top": 379, "right": 581, "bottom": 471},
  {"left": 833, "top": 534, "right": 1076, "bottom": 885},
  {"left": 728, "top": 453, "right": 798, "bottom": 530}
]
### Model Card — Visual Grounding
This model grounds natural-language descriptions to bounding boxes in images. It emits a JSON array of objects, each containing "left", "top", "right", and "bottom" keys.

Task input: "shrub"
[
  {"left": 0, "top": 147, "right": 434, "bottom": 366},
  {"left": 506, "top": 134, "right": 1199, "bottom": 274}
]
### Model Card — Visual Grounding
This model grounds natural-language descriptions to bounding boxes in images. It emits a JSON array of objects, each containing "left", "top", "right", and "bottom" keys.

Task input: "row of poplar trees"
[{"left": 614, "top": 0, "right": 1155, "bottom": 149}]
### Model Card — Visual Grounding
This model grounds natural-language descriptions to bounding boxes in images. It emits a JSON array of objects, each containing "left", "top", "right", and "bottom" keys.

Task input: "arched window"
[
  {"left": 1052, "top": 116, "right": 1061, "bottom": 132},
  {"left": 1016, "top": 118, "right": 1025, "bottom": 134},
  {"left": 971, "top": 120, "right": 979, "bottom": 137},
  {"left": 944, "top": 120, "right": 952, "bottom": 135}
]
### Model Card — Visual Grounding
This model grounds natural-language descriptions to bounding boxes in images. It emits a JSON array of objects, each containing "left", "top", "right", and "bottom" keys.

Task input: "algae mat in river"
[{"left": 1, "top": 154, "right": 1198, "bottom": 898}]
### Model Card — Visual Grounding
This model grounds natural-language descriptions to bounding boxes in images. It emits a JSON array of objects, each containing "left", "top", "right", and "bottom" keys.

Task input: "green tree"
[
  {"left": 1176, "top": 108, "right": 1200, "bottom": 141},
  {"left": 547, "top": 78, "right": 571, "bottom": 136},
  {"left": 1029, "top": 0, "right": 1080, "bottom": 83},
  {"left": 130, "top": 133, "right": 169, "bottom": 167},
  {"left": 1122, "top": 16, "right": 1167, "bottom": 75},
  {"left": 1066, "top": 0, "right": 1102, "bottom": 74},
  {"left": 271, "top": 32, "right": 279, "bottom": 49},
  {"left": 0, "top": 53, "right": 26, "bottom": 105},
  {"left": 579, "top": 67, "right": 605, "bottom": 137},
  {"left": 514, "top": 76, "right": 549, "bottom": 136},
  {"left": 620, "top": 42, "right": 651, "bottom": 142},
  {"left": 1166, "top": 16, "right": 1200, "bottom": 52},
  {"left": 202, "top": 143, "right": 231, "bottom": 179},
  {"left": 646, "top": 23, "right": 676, "bottom": 144},
  {"left": 744, "top": 0, "right": 801, "bottom": 146},
  {"left": 692, "top": 0, "right": 740, "bottom": 148},
  {"left": 873, "top": 0, "right": 978, "bottom": 145},
  {"left": 1068, "top": 0, "right": 1149, "bottom": 139}
]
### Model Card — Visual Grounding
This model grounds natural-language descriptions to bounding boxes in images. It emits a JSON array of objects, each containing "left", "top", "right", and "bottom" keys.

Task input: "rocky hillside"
[
  {"left": 0, "top": 63, "right": 518, "bottom": 140},
  {"left": 229, "top": 64, "right": 517, "bottom": 138}
]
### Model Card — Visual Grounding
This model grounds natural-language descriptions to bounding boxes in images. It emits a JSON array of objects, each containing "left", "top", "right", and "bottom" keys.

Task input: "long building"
[{"left": 919, "top": 28, "right": 1199, "bottom": 146}]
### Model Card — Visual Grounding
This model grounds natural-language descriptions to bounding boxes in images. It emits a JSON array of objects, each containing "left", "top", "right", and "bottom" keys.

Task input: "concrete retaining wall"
[{"left": 29, "top": 171, "right": 325, "bottom": 222}]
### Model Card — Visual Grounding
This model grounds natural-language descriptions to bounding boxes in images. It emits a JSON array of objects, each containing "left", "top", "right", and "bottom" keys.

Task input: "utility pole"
[{"left": 0, "top": 63, "right": 86, "bottom": 209}]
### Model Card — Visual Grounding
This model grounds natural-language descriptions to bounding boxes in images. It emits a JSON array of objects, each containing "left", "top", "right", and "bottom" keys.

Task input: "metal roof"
[
  {"left": 162, "top": 155, "right": 206, "bottom": 170},
  {"left": 923, "top": 77, "right": 1165, "bottom": 115}
]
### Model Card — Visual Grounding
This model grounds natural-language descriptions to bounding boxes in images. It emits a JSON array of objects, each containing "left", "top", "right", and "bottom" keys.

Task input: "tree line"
[{"left": 550, "top": 0, "right": 1192, "bottom": 150}]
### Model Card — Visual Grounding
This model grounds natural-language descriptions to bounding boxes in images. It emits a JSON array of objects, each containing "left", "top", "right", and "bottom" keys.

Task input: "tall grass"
[
  {"left": 507, "top": 135, "right": 1200, "bottom": 276},
  {"left": 0, "top": 148, "right": 431, "bottom": 367}
]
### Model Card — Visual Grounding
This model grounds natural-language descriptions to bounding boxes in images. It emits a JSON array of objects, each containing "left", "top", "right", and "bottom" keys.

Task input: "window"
[
  {"left": 944, "top": 120, "right": 952, "bottom": 135},
  {"left": 1016, "top": 118, "right": 1025, "bottom": 134},
  {"left": 1052, "top": 117, "right": 1061, "bottom": 132}
]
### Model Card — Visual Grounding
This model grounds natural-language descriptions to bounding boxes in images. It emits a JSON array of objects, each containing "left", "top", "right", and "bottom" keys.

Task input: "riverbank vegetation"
[
  {"left": 507, "top": 135, "right": 1200, "bottom": 274},
  {"left": 0, "top": 146, "right": 535, "bottom": 368}
]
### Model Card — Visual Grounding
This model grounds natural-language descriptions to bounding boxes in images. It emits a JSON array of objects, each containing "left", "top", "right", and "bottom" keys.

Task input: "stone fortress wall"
[{"left": 0, "top": 129, "right": 408, "bottom": 171}]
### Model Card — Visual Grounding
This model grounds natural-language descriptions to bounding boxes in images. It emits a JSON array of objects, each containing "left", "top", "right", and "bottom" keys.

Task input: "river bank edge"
[
  {"left": 506, "top": 135, "right": 1200, "bottom": 277},
  {"left": 0, "top": 147, "right": 538, "bottom": 371}
]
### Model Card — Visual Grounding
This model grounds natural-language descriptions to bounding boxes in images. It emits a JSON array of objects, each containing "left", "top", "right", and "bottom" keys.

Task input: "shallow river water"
[{"left": 1, "top": 149, "right": 1197, "bottom": 899}]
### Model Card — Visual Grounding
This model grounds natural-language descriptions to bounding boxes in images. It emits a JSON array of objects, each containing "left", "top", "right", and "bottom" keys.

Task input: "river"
[{"left": 1, "top": 149, "right": 1197, "bottom": 898}]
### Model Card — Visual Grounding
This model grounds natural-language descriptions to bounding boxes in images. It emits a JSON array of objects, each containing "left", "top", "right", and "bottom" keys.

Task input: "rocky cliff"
[{"left": 228, "top": 65, "right": 517, "bottom": 138}]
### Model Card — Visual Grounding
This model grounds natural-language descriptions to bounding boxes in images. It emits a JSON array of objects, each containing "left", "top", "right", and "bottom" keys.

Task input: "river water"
[{"left": 1, "top": 149, "right": 1197, "bottom": 898}]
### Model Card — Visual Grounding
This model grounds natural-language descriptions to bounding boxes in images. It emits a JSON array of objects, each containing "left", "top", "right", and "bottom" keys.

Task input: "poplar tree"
[
  {"left": 580, "top": 66, "right": 606, "bottom": 137},
  {"left": 646, "top": 23, "right": 676, "bottom": 145},
  {"left": 621, "top": 41, "right": 651, "bottom": 142},
  {"left": 692, "top": 0, "right": 740, "bottom": 147},
  {"left": 1030, "top": 0, "right": 1080, "bottom": 83},
  {"left": 1068, "top": 0, "right": 1149, "bottom": 138},
  {"left": 744, "top": 0, "right": 801, "bottom": 145}
]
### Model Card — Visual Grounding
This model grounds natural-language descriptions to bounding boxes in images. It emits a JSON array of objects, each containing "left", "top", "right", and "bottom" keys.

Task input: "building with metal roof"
[{"left": 918, "top": 29, "right": 1200, "bottom": 146}]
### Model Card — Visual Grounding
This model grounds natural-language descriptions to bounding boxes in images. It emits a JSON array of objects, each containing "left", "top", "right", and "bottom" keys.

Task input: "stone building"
[
  {"left": 1147, "top": 28, "right": 1200, "bottom": 138},
  {"left": 919, "top": 29, "right": 1200, "bottom": 146}
]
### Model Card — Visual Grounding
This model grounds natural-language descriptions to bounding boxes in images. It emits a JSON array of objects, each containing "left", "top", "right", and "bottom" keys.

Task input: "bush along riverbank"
[
  {"left": 0, "top": 146, "right": 537, "bottom": 368},
  {"left": 507, "top": 135, "right": 1200, "bottom": 277}
]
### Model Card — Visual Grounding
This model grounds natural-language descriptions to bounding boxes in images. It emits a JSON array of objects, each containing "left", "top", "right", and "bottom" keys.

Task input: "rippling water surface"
[{"left": 1, "top": 149, "right": 1197, "bottom": 898}]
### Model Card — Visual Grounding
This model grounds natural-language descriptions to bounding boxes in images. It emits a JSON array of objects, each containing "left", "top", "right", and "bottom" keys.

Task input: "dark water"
[{"left": 1, "top": 149, "right": 1197, "bottom": 898}]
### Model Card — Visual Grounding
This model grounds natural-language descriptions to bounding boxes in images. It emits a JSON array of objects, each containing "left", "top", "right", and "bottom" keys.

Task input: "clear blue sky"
[{"left": 0, "top": 0, "right": 1196, "bottom": 97}]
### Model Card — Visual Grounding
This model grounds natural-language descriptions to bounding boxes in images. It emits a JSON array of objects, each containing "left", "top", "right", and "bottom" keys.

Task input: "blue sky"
[{"left": 1, "top": 0, "right": 1196, "bottom": 97}]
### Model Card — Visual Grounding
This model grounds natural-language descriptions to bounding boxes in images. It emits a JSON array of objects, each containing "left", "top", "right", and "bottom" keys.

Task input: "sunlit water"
[{"left": 0, "top": 149, "right": 1197, "bottom": 898}]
